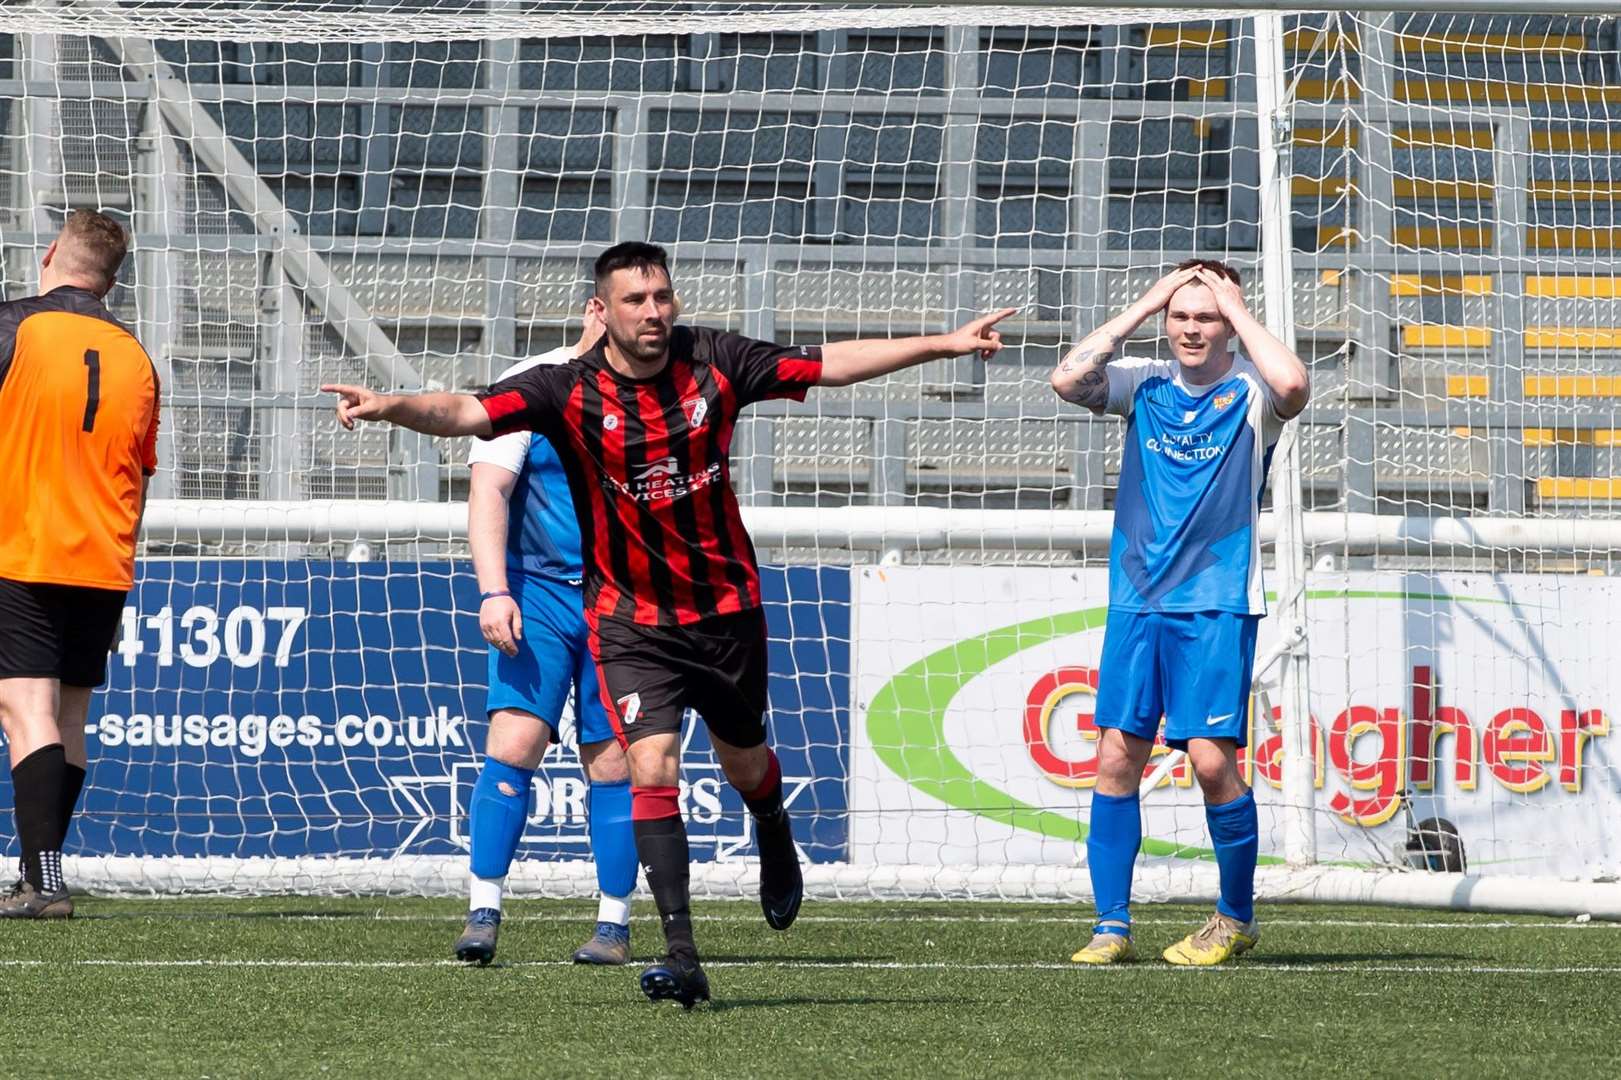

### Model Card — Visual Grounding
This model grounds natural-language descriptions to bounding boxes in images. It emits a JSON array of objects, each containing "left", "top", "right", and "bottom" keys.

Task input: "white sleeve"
[
  {"left": 1104, "top": 357, "right": 1166, "bottom": 418},
  {"left": 467, "top": 429, "right": 531, "bottom": 474},
  {"left": 467, "top": 348, "right": 572, "bottom": 472},
  {"left": 1237, "top": 357, "right": 1290, "bottom": 444}
]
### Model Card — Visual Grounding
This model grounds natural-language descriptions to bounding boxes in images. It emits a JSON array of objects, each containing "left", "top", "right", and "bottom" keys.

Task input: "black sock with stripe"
[
  {"left": 11, "top": 744, "right": 66, "bottom": 893},
  {"left": 632, "top": 786, "right": 695, "bottom": 959}
]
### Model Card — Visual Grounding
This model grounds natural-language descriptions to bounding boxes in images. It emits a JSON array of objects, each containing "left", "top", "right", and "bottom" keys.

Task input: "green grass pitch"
[{"left": 2, "top": 898, "right": 1616, "bottom": 1078}]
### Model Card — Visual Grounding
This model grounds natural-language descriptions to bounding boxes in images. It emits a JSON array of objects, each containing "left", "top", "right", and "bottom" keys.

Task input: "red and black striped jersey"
[{"left": 476, "top": 325, "right": 822, "bottom": 627}]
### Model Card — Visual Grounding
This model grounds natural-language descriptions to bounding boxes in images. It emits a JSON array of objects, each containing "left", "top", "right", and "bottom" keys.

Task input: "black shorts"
[
  {"left": 0, "top": 576, "right": 127, "bottom": 688},
  {"left": 589, "top": 608, "right": 770, "bottom": 749}
]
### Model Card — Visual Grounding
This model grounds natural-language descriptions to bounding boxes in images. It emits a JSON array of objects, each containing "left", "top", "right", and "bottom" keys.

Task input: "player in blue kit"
[
  {"left": 454, "top": 314, "right": 639, "bottom": 966},
  {"left": 1050, "top": 260, "right": 1310, "bottom": 966}
]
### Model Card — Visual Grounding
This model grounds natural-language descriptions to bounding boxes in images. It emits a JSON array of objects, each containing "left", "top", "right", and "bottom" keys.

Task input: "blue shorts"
[
  {"left": 1094, "top": 609, "right": 1259, "bottom": 750},
  {"left": 485, "top": 574, "right": 614, "bottom": 747}
]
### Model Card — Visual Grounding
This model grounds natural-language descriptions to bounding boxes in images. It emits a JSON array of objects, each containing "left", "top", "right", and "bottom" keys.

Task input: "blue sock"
[
  {"left": 1206, "top": 790, "right": 1259, "bottom": 925},
  {"left": 587, "top": 777, "right": 637, "bottom": 902},
  {"left": 1086, "top": 791, "right": 1141, "bottom": 932},
  {"left": 468, "top": 757, "right": 535, "bottom": 880}
]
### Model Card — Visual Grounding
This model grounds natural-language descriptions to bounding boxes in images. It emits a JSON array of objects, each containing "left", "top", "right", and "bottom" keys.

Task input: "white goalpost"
[{"left": 3, "top": 0, "right": 1621, "bottom": 918}]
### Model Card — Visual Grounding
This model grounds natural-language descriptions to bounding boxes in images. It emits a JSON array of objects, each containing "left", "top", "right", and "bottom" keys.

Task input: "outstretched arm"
[
  {"left": 1051, "top": 267, "right": 1196, "bottom": 414},
  {"left": 1190, "top": 268, "right": 1311, "bottom": 419},
  {"left": 818, "top": 308, "right": 1017, "bottom": 387},
  {"left": 322, "top": 385, "right": 493, "bottom": 436}
]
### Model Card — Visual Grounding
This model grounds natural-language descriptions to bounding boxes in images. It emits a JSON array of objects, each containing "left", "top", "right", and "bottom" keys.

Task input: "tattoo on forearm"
[
  {"left": 420, "top": 401, "right": 454, "bottom": 435},
  {"left": 1055, "top": 332, "right": 1124, "bottom": 407}
]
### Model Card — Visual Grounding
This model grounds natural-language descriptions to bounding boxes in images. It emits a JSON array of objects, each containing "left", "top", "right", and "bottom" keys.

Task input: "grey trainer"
[
  {"left": 0, "top": 879, "right": 73, "bottom": 919},
  {"left": 454, "top": 907, "right": 501, "bottom": 965}
]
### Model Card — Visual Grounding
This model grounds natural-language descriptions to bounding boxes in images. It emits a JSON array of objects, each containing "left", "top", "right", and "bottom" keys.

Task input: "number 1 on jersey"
[{"left": 82, "top": 348, "right": 100, "bottom": 431}]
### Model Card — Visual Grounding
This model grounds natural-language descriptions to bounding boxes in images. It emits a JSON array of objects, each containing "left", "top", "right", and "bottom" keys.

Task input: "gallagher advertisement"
[{"left": 852, "top": 566, "right": 1621, "bottom": 879}]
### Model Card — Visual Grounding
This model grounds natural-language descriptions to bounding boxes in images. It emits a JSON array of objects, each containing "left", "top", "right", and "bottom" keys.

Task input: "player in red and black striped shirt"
[{"left": 326, "top": 242, "right": 1013, "bottom": 1006}]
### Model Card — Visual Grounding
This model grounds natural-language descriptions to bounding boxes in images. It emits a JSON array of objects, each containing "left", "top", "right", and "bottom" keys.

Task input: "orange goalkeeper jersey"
[{"left": 0, "top": 286, "right": 160, "bottom": 590}]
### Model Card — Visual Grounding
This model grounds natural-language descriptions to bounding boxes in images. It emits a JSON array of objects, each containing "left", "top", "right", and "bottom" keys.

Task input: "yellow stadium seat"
[
  {"left": 1390, "top": 275, "right": 1494, "bottom": 296},
  {"left": 1524, "top": 329, "right": 1621, "bottom": 350},
  {"left": 1527, "top": 227, "right": 1621, "bottom": 251},
  {"left": 1522, "top": 429, "right": 1621, "bottom": 446},
  {"left": 1529, "top": 181, "right": 1621, "bottom": 201},
  {"left": 1395, "top": 32, "right": 1587, "bottom": 55},
  {"left": 1526, "top": 277, "right": 1621, "bottom": 298},
  {"left": 1399, "top": 80, "right": 1621, "bottom": 105},
  {"left": 1538, "top": 478, "right": 1621, "bottom": 500},
  {"left": 1144, "top": 28, "right": 1227, "bottom": 49},
  {"left": 1405, "top": 326, "right": 1492, "bottom": 349},
  {"left": 1448, "top": 376, "right": 1621, "bottom": 398},
  {"left": 1525, "top": 375, "right": 1621, "bottom": 397}
]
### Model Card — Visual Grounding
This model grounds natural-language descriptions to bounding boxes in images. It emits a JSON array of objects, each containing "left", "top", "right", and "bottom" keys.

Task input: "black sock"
[
  {"left": 632, "top": 788, "right": 694, "bottom": 958},
  {"left": 12, "top": 745, "right": 66, "bottom": 893},
  {"left": 58, "top": 763, "right": 86, "bottom": 851}
]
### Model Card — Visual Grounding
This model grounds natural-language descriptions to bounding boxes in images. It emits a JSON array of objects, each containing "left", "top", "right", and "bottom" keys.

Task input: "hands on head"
[
  {"left": 1190, "top": 266, "right": 1248, "bottom": 321},
  {"left": 1141, "top": 265, "right": 1248, "bottom": 320}
]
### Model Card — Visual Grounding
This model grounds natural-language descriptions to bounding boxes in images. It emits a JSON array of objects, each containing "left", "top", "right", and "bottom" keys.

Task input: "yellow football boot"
[
  {"left": 1161, "top": 912, "right": 1259, "bottom": 966},
  {"left": 1070, "top": 924, "right": 1137, "bottom": 965}
]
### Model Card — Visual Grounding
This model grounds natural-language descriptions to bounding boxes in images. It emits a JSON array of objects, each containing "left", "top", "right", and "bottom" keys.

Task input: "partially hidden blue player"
[
  {"left": 1049, "top": 260, "right": 1310, "bottom": 965},
  {"left": 454, "top": 309, "right": 638, "bottom": 966}
]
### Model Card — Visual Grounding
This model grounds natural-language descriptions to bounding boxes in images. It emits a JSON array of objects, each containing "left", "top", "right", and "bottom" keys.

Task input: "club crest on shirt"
[
  {"left": 1213, "top": 390, "right": 1238, "bottom": 410},
  {"left": 682, "top": 396, "right": 709, "bottom": 430},
  {"left": 604, "top": 413, "right": 620, "bottom": 431}
]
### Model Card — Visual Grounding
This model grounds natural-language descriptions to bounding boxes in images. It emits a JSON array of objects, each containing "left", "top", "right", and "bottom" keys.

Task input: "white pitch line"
[
  {"left": 1, "top": 958, "right": 1618, "bottom": 976},
  {"left": 87, "top": 912, "right": 1621, "bottom": 931}
]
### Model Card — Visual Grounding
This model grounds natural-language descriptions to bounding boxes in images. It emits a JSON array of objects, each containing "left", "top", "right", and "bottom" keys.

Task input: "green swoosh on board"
[{"left": 863, "top": 588, "right": 1512, "bottom": 864}]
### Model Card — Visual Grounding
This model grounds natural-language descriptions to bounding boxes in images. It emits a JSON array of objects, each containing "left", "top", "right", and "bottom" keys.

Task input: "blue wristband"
[{"left": 480, "top": 589, "right": 511, "bottom": 602}]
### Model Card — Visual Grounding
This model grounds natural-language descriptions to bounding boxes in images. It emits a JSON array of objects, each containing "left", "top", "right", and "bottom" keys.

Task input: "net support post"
[
  {"left": 263, "top": 258, "right": 306, "bottom": 506},
  {"left": 21, "top": 32, "right": 55, "bottom": 242},
  {"left": 1066, "top": 415, "right": 1107, "bottom": 511},
  {"left": 1488, "top": 113, "right": 1532, "bottom": 523},
  {"left": 134, "top": 55, "right": 182, "bottom": 501},
  {"left": 1253, "top": 11, "right": 1315, "bottom": 867},
  {"left": 483, "top": 4, "right": 522, "bottom": 375},
  {"left": 1353, "top": 15, "right": 1398, "bottom": 403},
  {"left": 613, "top": 101, "right": 649, "bottom": 241},
  {"left": 873, "top": 417, "right": 908, "bottom": 506},
  {"left": 736, "top": 260, "right": 780, "bottom": 510},
  {"left": 927, "top": 25, "right": 983, "bottom": 396}
]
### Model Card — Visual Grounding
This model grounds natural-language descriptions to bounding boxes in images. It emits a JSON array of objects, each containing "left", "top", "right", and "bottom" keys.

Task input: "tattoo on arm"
[
  {"left": 1074, "top": 367, "right": 1111, "bottom": 408},
  {"left": 422, "top": 402, "right": 452, "bottom": 434}
]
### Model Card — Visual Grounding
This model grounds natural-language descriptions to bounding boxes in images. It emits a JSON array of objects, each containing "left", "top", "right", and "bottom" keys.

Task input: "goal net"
[{"left": 4, "top": 1, "right": 1621, "bottom": 915}]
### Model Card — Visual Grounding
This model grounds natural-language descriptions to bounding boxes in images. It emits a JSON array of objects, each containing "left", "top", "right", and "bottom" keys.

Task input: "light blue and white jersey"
[
  {"left": 467, "top": 348, "right": 582, "bottom": 584},
  {"left": 1104, "top": 352, "right": 1286, "bottom": 615}
]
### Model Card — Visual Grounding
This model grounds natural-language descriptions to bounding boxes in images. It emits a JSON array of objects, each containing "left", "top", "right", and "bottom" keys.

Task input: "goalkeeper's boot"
[
  {"left": 571, "top": 921, "right": 630, "bottom": 965},
  {"left": 454, "top": 907, "right": 502, "bottom": 966},
  {"left": 1162, "top": 912, "right": 1259, "bottom": 966},
  {"left": 1070, "top": 922, "right": 1136, "bottom": 965},
  {"left": 0, "top": 879, "right": 73, "bottom": 920},
  {"left": 755, "top": 810, "right": 803, "bottom": 931},
  {"left": 640, "top": 951, "right": 710, "bottom": 1010}
]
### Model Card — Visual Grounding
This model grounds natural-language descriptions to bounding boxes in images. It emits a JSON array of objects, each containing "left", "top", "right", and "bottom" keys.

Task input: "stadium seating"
[{"left": 4, "top": 14, "right": 1621, "bottom": 522}]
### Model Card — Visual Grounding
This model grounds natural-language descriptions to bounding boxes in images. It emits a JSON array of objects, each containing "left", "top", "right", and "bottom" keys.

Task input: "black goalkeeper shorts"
[
  {"left": 0, "top": 576, "right": 127, "bottom": 688},
  {"left": 588, "top": 607, "right": 770, "bottom": 749}
]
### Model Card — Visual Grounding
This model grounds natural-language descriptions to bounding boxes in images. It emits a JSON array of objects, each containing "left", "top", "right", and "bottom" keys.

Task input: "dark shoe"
[
  {"left": 640, "top": 952, "right": 710, "bottom": 1009},
  {"left": 571, "top": 921, "right": 630, "bottom": 965},
  {"left": 454, "top": 907, "right": 501, "bottom": 965},
  {"left": 0, "top": 880, "right": 73, "bottom": 919},
  {"left": 756, "top": 812, "right": 803, "bottom": 931}
]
